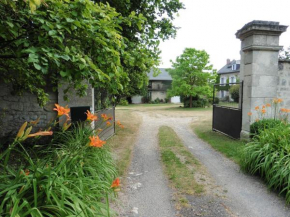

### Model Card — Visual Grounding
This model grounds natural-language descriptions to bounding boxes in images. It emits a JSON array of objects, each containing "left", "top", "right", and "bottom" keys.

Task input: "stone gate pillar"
[{"left": 236, "top": 21, "right": 288, "bottom": 139}]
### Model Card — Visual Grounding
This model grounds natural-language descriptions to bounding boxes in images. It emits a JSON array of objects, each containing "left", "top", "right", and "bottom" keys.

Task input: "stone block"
[
  {"left": 244, "top": 64, "right": 253, "bottom": 76},
  {"left": 11, "top": 103, "right": 23, "bottom": 111},
  {"left": 253, "top": 35, "right": 267, "bottom": 46},
  {"left": 244, "top": 51, "right": 253, "bottom": 64},
  {"left": 257, "top": 75, "right": 278, "bottom": 87},
  {"left": 242, "top": 35, "right": 253, "bottom": 49},
  {"left": 251, "top": 86, "right": 277, "bottom": 97},
  {"left": 266, "top": 35, "right": 279, "bottom": 46}
]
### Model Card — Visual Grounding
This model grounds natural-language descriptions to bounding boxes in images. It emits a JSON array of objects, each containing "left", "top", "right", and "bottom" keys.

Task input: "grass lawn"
[
  {"left": 158, "top": 126, "right": 204, "bottom": 208},
  {"left": 191, "top": 116, "right": 246, "bottom": 164}
]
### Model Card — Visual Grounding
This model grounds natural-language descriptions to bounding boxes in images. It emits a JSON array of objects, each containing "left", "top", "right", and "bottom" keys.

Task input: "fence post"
[{"left": 236, "top": 21, "right": 288, "bottom": 139}]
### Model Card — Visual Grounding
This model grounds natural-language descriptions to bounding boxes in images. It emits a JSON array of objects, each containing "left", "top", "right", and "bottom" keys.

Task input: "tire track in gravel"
[{"left": 119, "top": 110, "right": 290, "bottom": 217}]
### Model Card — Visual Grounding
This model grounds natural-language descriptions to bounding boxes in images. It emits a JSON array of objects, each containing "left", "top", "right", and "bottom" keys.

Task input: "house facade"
[
  {"left": 217, "top": 59, "right": 240, "bottom": 99},
  {"left": 131, "top": 68, "right": 180, "bottom": 103}
]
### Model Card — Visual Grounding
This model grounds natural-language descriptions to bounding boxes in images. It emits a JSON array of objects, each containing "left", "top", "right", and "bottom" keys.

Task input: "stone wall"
[
  {"left": 277, "top": 60, "right": 290, "bottom": 107},
  {"left": 0, "top": 82, "right": 57, "bottom": 138}
]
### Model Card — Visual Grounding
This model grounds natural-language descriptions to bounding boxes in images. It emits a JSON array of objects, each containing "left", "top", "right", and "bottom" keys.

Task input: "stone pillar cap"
[{"left": 236, "top": 20, "right": 288, "bottom": 39}]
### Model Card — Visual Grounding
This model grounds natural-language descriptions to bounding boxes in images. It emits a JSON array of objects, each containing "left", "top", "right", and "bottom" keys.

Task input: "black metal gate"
[{"left": 212, "top": 82, "right": 243, "bottom": 139}]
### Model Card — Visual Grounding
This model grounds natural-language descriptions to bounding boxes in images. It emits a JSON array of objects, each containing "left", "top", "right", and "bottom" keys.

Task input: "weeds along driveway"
[{"left": 118, "top": 105, "right": 290, "bottom": 217}]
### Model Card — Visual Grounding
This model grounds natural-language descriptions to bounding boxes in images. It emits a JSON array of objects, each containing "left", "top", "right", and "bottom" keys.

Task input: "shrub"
[
  {"left": 229, "top": 84, "right": 240, "bottom": 103},
  {"left": 183, "top": 97, "right": 209, "bottom": 108},
  {"left": 119, "top": 98, "right": 129, "bottom": 106},
  {"left": 241, "top": 123, "right": 290, "bottom": 203},
  {"left": 250, "top": 119, "right": 283, "bottom": 138},
  {"left": 154, "top": 98, "right": 160, "bottom": 104}
]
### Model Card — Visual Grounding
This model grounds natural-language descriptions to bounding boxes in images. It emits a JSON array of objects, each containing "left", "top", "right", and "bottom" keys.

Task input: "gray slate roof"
[
  {"left": 218, "top": 60, "right": 240, "bottom": 74},
  {"left": 148, "top": 68, "right": 172, "bottom": 81}
]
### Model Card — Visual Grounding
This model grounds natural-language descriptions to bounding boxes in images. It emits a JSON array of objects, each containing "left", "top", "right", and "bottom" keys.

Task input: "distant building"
[
  {"left": 131, "top": 68, "right": 180, "bottom": 104},
  {"left": 217, "top": 59, "right": 240, "bottom": 98}
]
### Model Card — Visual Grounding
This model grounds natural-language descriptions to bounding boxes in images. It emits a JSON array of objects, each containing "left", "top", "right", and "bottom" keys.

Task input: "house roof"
[
  {"left": 218, "top": 60, "right": 240, "bottom": 74},
  {"left": 148, "top": 68, "right": 172, "bottom": 81}
]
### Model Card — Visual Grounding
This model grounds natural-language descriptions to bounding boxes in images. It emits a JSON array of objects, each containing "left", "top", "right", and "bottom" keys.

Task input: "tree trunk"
[{"left": 189, "top": 95, "right": 193, "bottom": 108}]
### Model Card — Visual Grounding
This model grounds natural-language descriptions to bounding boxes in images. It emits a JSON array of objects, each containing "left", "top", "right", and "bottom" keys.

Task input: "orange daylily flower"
[
  {"left": 89, "top": 136, "right": 106, "bottom": 148},
  {"left": 261, "top": 109, "right": 266, "bottom": 114},
  {"left": 20, "top": 169, "right": 30, "bottom": 176},
  {"left": 53, "top": 104, "right": 70, "bottom": 117},
  {"left": 255, "top": 106, "right": 259, "bottom": 111},
  {"left": 85, "top": 110, "right": 98, "bottom": 122},
  {"left": 101, "top": 114, "right": 111, "bottom": 121},
  {"left": 106, "top": 121, "right": 112, "bottom": 126},
  {"left": 273, "top": 98, "right": 283, "bottom": 104},
  {"left": 27, "top": 131, "right": 53, "bottom": 138},
  {"left": 281, "top": 108, "right": 286, "bottom": 112},
  {"left": 111, "top": 178, "right": 120, "bottom": 188},
  {"left": 247, "top": 112, "right": 252, "bottom": 116},
  {"left": 116, "top": 120, "right": 124, "bottom": 129},
  {"left": 262, "top": 105, "right": 266, "bottom": 109},
  {"left": 266, "top": 103, "right": 271, "bottom": 107}
]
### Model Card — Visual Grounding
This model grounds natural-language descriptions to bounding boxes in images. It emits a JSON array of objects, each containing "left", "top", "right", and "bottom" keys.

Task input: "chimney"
[{"left": 227, "top": 59, "right": 230, "bottom": 65}]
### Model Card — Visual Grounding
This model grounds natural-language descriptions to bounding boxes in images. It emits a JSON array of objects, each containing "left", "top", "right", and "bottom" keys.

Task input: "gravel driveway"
[{"left": 118, "top": 108, "right": 290, "bottom": 217}]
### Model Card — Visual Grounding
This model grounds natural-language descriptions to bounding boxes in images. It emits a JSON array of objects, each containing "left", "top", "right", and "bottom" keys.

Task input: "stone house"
[
  {"left": 131, "top": 68, "right": 180, "bottom": 103},
  {"left": 217, "top": 59, "right": 240, "bottom": 99}
]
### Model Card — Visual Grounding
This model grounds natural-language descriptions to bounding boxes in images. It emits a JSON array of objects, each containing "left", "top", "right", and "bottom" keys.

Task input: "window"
[
  {"left": 220, "top": 77, "right": 225, "bottom": 84},
  {"left": 232, "top": 64, "right": 236, "bottom": 70},
  {"left": 221, "top": 90, "right": 225, "bottom": 98},
  {"left": 230, "top": 76, "right": 236, "bottom": 84}
]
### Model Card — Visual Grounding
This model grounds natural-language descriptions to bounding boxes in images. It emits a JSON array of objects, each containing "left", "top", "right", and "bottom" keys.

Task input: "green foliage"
[
  {"left": 250, "top": 119, "right": 283, "bottom": 138},
  {"left": 167, "top": 48, "right": 217, "bottom": 108},
  {"left": 229, "top": 84, "right": 240, "bottom": 103},
  {"left": 0, "top": 0, "right": 184, "bottom": 106},
  {"left": 0, "top": 125, "right": 117, "bottom": 216},
  {"left": 1, "top": 0, "right": 137, "bottom": 105},
  {"left": 241, "top": 123, "right": 290, "bottom": 203},
  {"left": 183, "top": 96, "right": 209, "bottom": 108},
  {"left": 119, "top": 98, "right": 129, "bottom": 106},
  {"left": 208, "top": 97, "right": 219, "bottom": 105}
]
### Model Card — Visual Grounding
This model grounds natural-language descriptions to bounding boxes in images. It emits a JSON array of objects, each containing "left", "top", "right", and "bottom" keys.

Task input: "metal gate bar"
[{"left": 212, "top": 82, "right": 243, "bottom": 139}]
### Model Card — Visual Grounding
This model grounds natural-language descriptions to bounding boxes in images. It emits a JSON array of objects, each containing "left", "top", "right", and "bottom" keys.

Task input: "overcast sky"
[{"left": 159, "top": 0, "right": 290, "bottom": 71}]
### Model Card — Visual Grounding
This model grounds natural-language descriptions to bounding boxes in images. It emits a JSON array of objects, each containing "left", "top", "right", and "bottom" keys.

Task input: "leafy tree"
[
  {"left": 0, "top": 0, "right": 144, "bottom": 106},
  {"left": 167, "top": 48, "right": 216, "bottom": 108},
  {"left": 95, "top": 0, "right": 185, "bottom": 99},
  {"left": 1, "top": 0, "right": 184, "bottom": 106}
]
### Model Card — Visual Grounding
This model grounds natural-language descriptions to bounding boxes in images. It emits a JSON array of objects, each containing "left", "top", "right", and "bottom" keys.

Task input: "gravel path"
[{"left": 119, "top": 110, "right": 290, "bottom": 217}]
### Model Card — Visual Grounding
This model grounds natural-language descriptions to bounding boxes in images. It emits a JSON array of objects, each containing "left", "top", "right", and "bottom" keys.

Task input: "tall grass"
[
  {"left": 241, "top": 122, "right": 290, "bottom": 202},
  {"left": 0, "top": 125, "right": 117, "bottom": 216}
]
